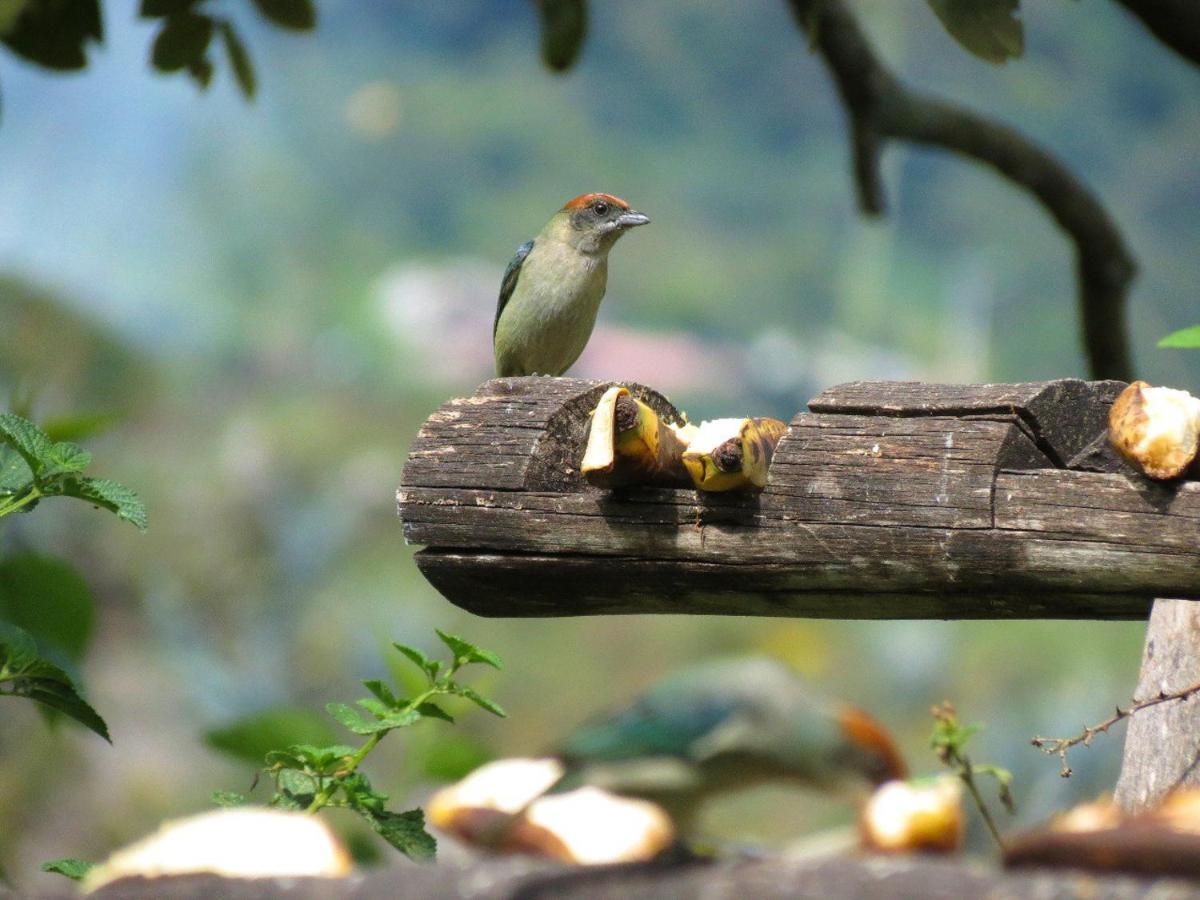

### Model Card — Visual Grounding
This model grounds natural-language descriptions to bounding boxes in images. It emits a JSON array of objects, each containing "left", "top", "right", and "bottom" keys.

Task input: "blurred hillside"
[{"left": 0, "top": 0, "right": 1196, "bottom": 886}]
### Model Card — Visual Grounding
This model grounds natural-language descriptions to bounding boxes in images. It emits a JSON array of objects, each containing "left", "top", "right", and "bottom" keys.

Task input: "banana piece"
[
  {"left": 581, "top": 386, "right": 693, "bottom": 488},
  {"left": 681, "top": 416, "right": 788, "bottom": 492}
]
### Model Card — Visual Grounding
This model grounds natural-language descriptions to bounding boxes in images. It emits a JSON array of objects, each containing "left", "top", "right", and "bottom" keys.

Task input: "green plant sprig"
[
  {"left": 219, "top": 630, "right": 505, "bottom": 861},
  {"left": 930, "top": 702, "right": 1014, "bottom": 852},
  {"left": 0, "top": 412, "right": 146, "bottom": 530}
]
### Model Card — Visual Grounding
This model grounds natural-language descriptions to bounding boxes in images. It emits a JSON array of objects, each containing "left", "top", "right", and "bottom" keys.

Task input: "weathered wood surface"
[
  {"left": 1116, "top": 599, "right": 1200, "bottom": 812},
  {"left": 398, "top": 377, "right": 1200, "bottom": 618},
  {"left": 75, "top": 856, "right": 1200, "bottom": 900}
]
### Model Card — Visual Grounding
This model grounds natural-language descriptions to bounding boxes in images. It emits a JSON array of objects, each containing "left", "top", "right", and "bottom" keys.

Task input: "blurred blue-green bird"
[
  {"left": 493, "top": 192, "right": 649, "bottom": 377},
  {"left": 554, "top": 657, "right": 908, "bottom": 829}
]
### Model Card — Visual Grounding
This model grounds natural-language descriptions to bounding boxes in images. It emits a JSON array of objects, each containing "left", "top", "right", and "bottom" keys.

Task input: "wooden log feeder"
[{"left": 398, "top": 376, "right": 1200, "bottom": 620}]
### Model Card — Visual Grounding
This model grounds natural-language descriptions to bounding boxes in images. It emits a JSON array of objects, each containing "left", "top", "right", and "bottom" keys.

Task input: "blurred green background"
[{"left": 1, "top": 0, "right": 1198, "bottom": 884}]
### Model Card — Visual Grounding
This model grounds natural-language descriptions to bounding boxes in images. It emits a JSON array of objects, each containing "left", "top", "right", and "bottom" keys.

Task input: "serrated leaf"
[
  {"left": 211, "top": 790, "right": 248, "bottom": 807},
  {"left": 1158, "top": 325, "right": 1200, "bottom": 349},
  {"left": 537, "top": 0, "right": 587, "bottom": 72},
  {"left": 1, "top": 629, "right": 111, "bottom": 742},
  {"left": 40, "top": 858, "right": 93, "bottom": 881},
  {"left": 355, "top": 696, "right": 391, "bottom": 718},
  {"left": 273, "top": 768, "right": 316, "bottom": 803},
  {"left": 151, "top": 11, "right": 213, "bottom": 72},
  {"left": 41, "top": 442, "right": 91, "bottom": 478},
  {"left": 435, "top": 630, "right": 502, "bottom": 670},
  {"left": 0, "top": 446, "right": 33, "bottom": 495},
  {"left": 326, "top": 701, "right": 376, "bottom": 735},
  {"left": 205, "top": 706, "right": 340, "bottom": 766},
  {"left": 251, "top": 0, "right": 315, "bottom": 30},
  {"left": 363, "top": 678, "right": 399, "bottom": 709},
  {"left": 56, "top": 477, "right": 147, "bottom": 531},
  {"left": 0, "top": 552, "right": 95, "bottom": 664},
  {"left": 926, "top": 0, "right": 1023, "bottom": 64},
  {"left": 0, "top": 413, "right": 52, "bottom": 477},
  {"left": 451, "top": 684, "right": 506, "bottom": 718},
  {"left": 394, "top": 643, "right": 439, "bottom": 680},
  {"left": 340, "top": 771, "right": 387, "bottom": 812},
  {"left": 359, "top": 807, "right": 436, "bottom": 862},
  {"left": 219, "top": 21, "right": 255, "bottom": 99}
]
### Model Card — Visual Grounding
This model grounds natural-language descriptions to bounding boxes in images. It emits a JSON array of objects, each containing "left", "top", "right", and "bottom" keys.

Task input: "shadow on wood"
[{"left": 398, "top": 377, "right": 1200, "bottom": 619}]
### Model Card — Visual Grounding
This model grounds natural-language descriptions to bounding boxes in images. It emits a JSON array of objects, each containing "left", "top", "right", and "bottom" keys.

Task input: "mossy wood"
[{"left": 398, "top": 377, "right": 1199, "bottom": 619}]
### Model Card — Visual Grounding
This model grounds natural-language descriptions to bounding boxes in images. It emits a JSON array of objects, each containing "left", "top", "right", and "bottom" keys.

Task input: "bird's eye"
[{"left": 593, "top": 201, "right": 609, "bottom": 216}]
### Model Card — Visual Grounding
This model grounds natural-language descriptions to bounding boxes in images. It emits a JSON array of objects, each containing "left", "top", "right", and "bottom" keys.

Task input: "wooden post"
[{"left": 1115, "top": 599, "right": 1200, "bottom": 812}]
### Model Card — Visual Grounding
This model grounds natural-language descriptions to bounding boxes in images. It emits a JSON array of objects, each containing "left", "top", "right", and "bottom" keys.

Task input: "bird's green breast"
[{"left": 494, "top": 238, "right": 608, "bottom": 377}]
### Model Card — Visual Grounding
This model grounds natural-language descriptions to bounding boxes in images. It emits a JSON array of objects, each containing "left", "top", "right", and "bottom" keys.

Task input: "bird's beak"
[{"left": 615, "top": 210, "right": 650, "bottom": 229}]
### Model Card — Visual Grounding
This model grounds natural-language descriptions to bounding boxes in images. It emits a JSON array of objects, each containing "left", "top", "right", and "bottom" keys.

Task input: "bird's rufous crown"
[{"left": 563, "top": 192, "right": 630, "bottom": 210}]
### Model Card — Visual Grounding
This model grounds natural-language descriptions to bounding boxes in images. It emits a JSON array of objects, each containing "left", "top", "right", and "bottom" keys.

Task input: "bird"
[
  {"left": 551, "top": 656, "right": 908, "bottom": 833},
  {"left": 493, "top": 192, "right": 649, "bottom": 377}
]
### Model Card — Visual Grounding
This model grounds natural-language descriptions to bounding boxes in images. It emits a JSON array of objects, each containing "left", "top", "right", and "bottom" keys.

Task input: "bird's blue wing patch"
[{"left": 494, "top": 239, "right": 534, "bottom": 339}]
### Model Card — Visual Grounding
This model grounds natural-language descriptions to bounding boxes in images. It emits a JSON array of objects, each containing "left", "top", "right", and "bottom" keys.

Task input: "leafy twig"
[
  {"left": 222, "top": 630, "right": 505, "bottom": 861},
  {"left": 1032, "top": 679, "right": 1200, "bottom": 777},
  {"left": 931, "top": 702, "right": 1013, "bottom": 852}
]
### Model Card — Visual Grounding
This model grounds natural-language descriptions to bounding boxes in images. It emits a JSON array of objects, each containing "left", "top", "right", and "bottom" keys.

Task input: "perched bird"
[
  {"left": 493, "top": 192, "right": 649, "bottom": 377},
  {"left": 552, "top": 657, "right": 908, "bottom": 832}
]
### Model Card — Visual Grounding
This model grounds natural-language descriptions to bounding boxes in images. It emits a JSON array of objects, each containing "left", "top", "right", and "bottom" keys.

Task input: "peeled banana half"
[
  {"left": 581, "top": 386, "right": 694, "bottom": 488},
  {"left": 681, "top": 416, "right": 788, "bottom": 492}
]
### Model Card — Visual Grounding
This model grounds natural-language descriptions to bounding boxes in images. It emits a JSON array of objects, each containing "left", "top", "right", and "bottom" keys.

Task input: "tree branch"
[
  {"left": 1113, "top": 0, "right": 1200, "bottom": 67},
  {"left": 788, "top": 0, "right": 1137, "bottom": 381},
  {"left": 1031, "top": 678, "right": 1200, "bottom": 777}
]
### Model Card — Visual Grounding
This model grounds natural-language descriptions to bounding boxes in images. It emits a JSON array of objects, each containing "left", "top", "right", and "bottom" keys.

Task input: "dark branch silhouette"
[{"left": 788, "top": 0, "right": 1137, "bottom": 382}]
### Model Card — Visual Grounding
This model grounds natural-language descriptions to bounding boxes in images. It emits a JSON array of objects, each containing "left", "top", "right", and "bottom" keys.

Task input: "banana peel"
[
  {"left": 581, "top": 386, "right": 694, "bottom": 488},
  {"left": 681, "top": 416, "right": 788, "bottom": 492}
]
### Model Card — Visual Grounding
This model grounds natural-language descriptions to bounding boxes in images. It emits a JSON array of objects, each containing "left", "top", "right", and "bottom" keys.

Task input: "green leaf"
[
  {"left": 326, "top": 701, "right": 379, "bottom": 735},
  {"left": 40, "top": 412, "right": 116, "bottom": 443},
  {"left": 219, "top": 21, "right": 256, "bottom": 99},
  {"left": 416, "top": 701, "right": 454, "bottom": 724},
  {"left": 1158, "top": 325, "right": 1200, "bottom": 349},
  {"left": 41, "top": 442, "right": 91, "bottom": 478},
  {"left": 435, "top": 630, "right": 502, "bottom": 670},
  {"left": 0, "top": 413, "right": 52, "bottom": 477},
  {"left": 40, "top": 858, "right": 93, "bottom": 881},
  {"left": 925, "top": 0, "right": 1023, "bottom": 64},
  {"left": 0, "top": 620, "right": 37, "bottom": 671},
  {"left": 0, "top": 446, "right": 33, "bottom": 495},
  {"left": 362, "top": 678, "right": 399, "bottom": 709},
  {"left": 250, "top": 0, "right": 315, "bottom": 30},
  {"left": 0, "top": 552, "right": 95, "bottom": 664},
  {"left": 450, "top": 684, "right": 506, "bottom": 718},
  {"left": 56, "top": 477, "right": 147, "bottom": 530},
  {"left": 536, "top": 0, "right": 587, "bottom": 72},
  {"left": 273, "top": 768, "right": 317, "bottom": 805},
  {"left": 205, "top": 706, "right": 340, "bottom": 766},
  {"left": 141, "top": 0, "right": 198, "bottom": 17},
  {"left": 394, "top": 643, "right": 439, "bottom": 680},
  {"left": 211, "top": 790, "right": 248, "bottom": 807},
  {"left": 0, "top": 625, "right": 110, "bottom": 742},
  {"left": 151, "top": 11, "right": 214, "bottom": 72},
  {"left": 187, "top": 54, "right": 214, "bottom": 90},
  {"left": 328, "top": 701, "right": 419, "bottom": 735},
  {"left": 0, "top": 0, "right": 102, "bottom": 70},
  {"left": 359, "top": 807, "right": 436, "bottom": 862}
]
